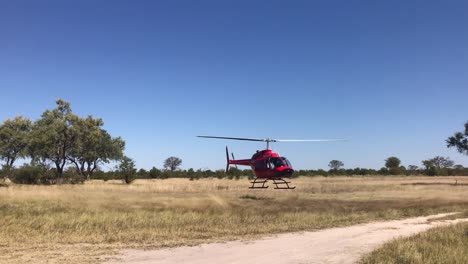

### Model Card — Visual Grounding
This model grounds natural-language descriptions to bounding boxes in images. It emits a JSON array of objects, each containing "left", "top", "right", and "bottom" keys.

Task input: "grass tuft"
[{"left": 360, "top": 221, "right": 468, "bottom": 264}]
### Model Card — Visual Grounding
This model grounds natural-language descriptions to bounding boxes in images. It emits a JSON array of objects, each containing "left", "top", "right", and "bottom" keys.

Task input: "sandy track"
[{"left": 109, "top": 213, "right": 468, "bottom": 264}]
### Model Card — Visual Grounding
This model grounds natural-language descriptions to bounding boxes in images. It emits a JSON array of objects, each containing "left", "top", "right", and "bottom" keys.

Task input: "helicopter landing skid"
[
  {"left": 271, "top": 178, "right": 296, "bottom": 189},
  {"left": 249, "top": 178, "right": 269, "bottom": 189},
  {"left": 249, "top": 178, "right": 296, "bottom": 190}
]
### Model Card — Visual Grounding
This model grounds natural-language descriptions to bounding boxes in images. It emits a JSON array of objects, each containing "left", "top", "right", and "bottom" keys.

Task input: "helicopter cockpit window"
[
  {"left": 281, "top": 157, "right": 292, "bottom": 167},
  {"left": 269, "top": 157, "right": 286, "bottom": 169}
]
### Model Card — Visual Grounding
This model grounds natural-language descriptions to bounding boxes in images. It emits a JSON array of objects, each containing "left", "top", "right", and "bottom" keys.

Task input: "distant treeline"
[
  {"left": 1, "top": 99, "right": 468, "bottom": 185},
  {"left": 92, "top": 165, "right": 468, "bottom": 181},
  {"left": 4, "top": 164, "right": 468, "bottom": 185}
]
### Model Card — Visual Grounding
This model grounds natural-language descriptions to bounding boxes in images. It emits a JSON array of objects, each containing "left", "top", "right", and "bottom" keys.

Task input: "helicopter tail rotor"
[
  {"left": 225, "top": 146, "right": 230, "bottom": 173},
  {"left": 231, "top": 152, "right": 238, "bottom": 169}
]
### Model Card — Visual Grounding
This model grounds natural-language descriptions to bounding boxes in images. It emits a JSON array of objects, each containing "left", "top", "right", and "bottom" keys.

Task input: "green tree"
[
  {"left": 385, "top": 157, "right": 401, "bottom": 169},
  {"left": 447, "top": 121, "right": 468, "bottom": 157},
  {"left": 422, "top": 156, "right": 454, "bottom": 176},
  {"left": 187, "top": 168, "right": 198, "bottom": 180},
  {"left": 422, "top": 156, "right": 454, "bottom": 170},
  {"left": 0, "top": 116, "right": 32, "bottom": 172},
  {"left": 328, "top": 160, "right": 344, "bottom": 171},
  {"left": 163, "top": 156, "right": 182, "bottom": 172},
  {"left": 379, "top": 167, "right": 389, "bottom": 175},
  {"left": 119, "top": 156, "right": 136, "bottom": 184},
  {"left": 148, "top": 166, "right": 161, "bottom": 178},
  {"left": 407, "top": 165, "right": 419, "bottom": 175},
  {"left": 385, "top": 156, "right": 402, "bottom": 175},
  {"left": 29, "top": 99, "right": 77, "bottom": 181},
  {"left": 67, "top": 115, "right": 124, "bottom": 180},
  {"left": 136, "top": 168, "right": 148, "bottom": 179}
]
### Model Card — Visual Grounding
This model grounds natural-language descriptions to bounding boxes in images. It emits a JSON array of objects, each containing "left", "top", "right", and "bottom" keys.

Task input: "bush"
[
  {"left": 119, "top": 156, "right": 137, "bottom": 184},
  {"left": 92, "top": 170, "right": 111, "bottom": 181},
  {"left": 0, "top": 168, "right": 6, "bottom": 181},
  {"left": 10, "top": 165, "right": 85, "bottom": 185},
  {"left": 11, "top": 165, "right": 55, "bottom": 185},
  {"left": 61, "top": 168, "right": 85, "bottom": 184},
  {"left": 122, "top": 172, "right": 136, "bottom": 184}
]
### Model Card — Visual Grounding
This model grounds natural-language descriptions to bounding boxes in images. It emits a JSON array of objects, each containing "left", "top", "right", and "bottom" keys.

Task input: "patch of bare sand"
[
  {"left": 0, "top": 244, "right": 120, "bottom": 264},
  {"left": 108, "top": 213, "right": 468, "bottom": 264}
]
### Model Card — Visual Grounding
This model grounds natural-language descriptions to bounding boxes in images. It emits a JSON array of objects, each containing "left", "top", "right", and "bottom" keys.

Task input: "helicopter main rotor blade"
[
  {"left": 198, "top": 136, "right": 349, "bottom": 142},
  {"left": 197, "top": 135, "right": 266, "bottom": 142},
  {"left": 275, "top": 139, "right": 349, "bottom": 142}
]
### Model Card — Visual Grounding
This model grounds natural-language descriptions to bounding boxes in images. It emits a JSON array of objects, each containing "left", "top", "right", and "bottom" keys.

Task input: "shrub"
[
  {"left": 61, "top": 168, "right": 85, "bottom": 184},
  {"left": 11, "top": 165, "right": 55, "bottom": 185},
  {"left": 118, "top": 156, "right": 137, "bottom": 184}
]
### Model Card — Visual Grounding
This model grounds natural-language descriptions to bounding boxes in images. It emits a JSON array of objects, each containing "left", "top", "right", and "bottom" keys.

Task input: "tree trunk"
[
  {"left": 80, "top": 161, "right": 86, "bottom": 177},
  {"left": 84, "top": 160, "right": 98, "bottom": 181},
  {"left": 86, "top": 162, "right": 92, "bottom": 181},
  {"left": 55, "top": 158, "right": 66, "bottom": 184},
  {"left": 7, "top": 157, "right": 15, "bottom": 168},
  {"left": 69, "top": 158, "right": 82, "bottom": 176}
]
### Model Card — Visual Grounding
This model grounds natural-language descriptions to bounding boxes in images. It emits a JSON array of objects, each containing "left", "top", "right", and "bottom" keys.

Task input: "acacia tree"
[
  {"left": 422, "top": 156, "right": 454, "bottom": 169},
  {"left": 67, "top": 115, "right": 125, "bottom": 180},
  {"left": 28, "top": 100, "right": 125, "bottom": 182},
  {"left": 164, "top": 156, "right": 182, "bottom": 172},
  {"left": 421, "top": 156, "right": 454, "bottom": 176},
  {"left": 447, "top": 121, "right": 468, "bottom": 157},
  {"left": 385, "top": 156, "right": 401, "bottom": 175},
  {"left": 385, "top": 157, "right": 401, "bottom": 169},
  {"left": 118, "top": 156, "right": 136, "bottom": 184},
  {"left": 0, "top": 116, "right": 32, "bottom": 178},
  {"left": 29, "top": 100, "right": 77, "bottom": 181},
  {"left": 328, "top": 160, "right": 344, "bottom": 171}
]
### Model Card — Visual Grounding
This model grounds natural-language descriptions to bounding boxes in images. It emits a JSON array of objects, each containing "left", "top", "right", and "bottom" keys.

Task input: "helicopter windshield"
[
  {"left": 281, "top": 157, "right": 292, "bottom": 167},
  {"left": 269, "top": 157, "right": 287, "bottom": 169}
]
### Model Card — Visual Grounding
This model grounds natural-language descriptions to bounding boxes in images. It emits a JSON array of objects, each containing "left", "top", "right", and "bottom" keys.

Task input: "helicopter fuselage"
[{"left": 228, "top": 149, "right": 294, "bottom": 179}]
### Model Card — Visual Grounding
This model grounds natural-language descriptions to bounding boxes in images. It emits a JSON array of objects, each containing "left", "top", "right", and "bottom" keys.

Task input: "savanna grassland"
[{"left": 2, "top": 176, "right": 468, "bottom": 263}]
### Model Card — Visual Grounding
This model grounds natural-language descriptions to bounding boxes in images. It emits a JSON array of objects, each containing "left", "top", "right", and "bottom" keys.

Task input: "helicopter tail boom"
[{"left": 225, "top": 146, "right": 250, "bottom": 173}]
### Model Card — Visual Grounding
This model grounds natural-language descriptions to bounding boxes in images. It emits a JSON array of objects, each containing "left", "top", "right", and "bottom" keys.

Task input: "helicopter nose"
[{"left": 277, "top": 168, "right": 294, "bottom": 178}]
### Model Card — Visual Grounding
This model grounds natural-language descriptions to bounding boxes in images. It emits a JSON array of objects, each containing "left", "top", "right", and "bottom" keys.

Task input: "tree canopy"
[
  {"left": 328, "top": 160, "right": 344, "bottom": 170},
  {"left": 385, "top": 157, "right": 402, "bottom": 175},
  {"left": 164, "top": 156, "right": 182, "bottom": 172},
  {"left": 0, "top": 116, "right": 32, "bottom": 170},
  {"left": 29, "top": 99, "right": 76, "bottom": 178},
  {"left": 422, "top": 156, "right": 454, "bottom": 169},
  {"left": 119, "top": 156, "right": 136, "bottom": 184},
  {"left": 67, "top": 115, "right": 124, "bottom": 179},
  {"left": 2, "top": 99, "right": 125, "bottom": 182},
  {"left": 385, "top": 157, "right": 401, "bottom": 169},
  {"left": 447, "top": 121, "right": 468, "bottom": 157}
]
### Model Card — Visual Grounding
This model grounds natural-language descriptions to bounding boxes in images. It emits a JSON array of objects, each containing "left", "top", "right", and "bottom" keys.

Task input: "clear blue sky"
[{"left": 1, "top": 0, "right": 467, "bottom": 170}]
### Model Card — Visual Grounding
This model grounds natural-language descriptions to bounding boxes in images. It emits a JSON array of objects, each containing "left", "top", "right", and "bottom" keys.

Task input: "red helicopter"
[{"left": 198, "top": 136, "right": 347, "bottom": 189}]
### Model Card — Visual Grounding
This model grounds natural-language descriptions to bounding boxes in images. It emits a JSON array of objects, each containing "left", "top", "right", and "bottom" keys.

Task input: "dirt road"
[{"left": 109, "top": 213, "right": 468, "bottom": 264}]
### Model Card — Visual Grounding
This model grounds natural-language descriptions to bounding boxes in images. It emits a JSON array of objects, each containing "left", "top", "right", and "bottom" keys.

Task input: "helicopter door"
[
  {"left": 254, "top": 160, "right": 268, "bottom": 178},
  {"left": 266, "top": 158, "right": 274, "bottom": 177}
]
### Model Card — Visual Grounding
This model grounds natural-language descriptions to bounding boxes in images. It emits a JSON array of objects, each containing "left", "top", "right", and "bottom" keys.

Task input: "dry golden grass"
[
  {"left": 360, "top": 222, "right": 468, "bottom": 264},
  {"left": 1, "top": 176, "right": 468, "bottom": 263}
]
